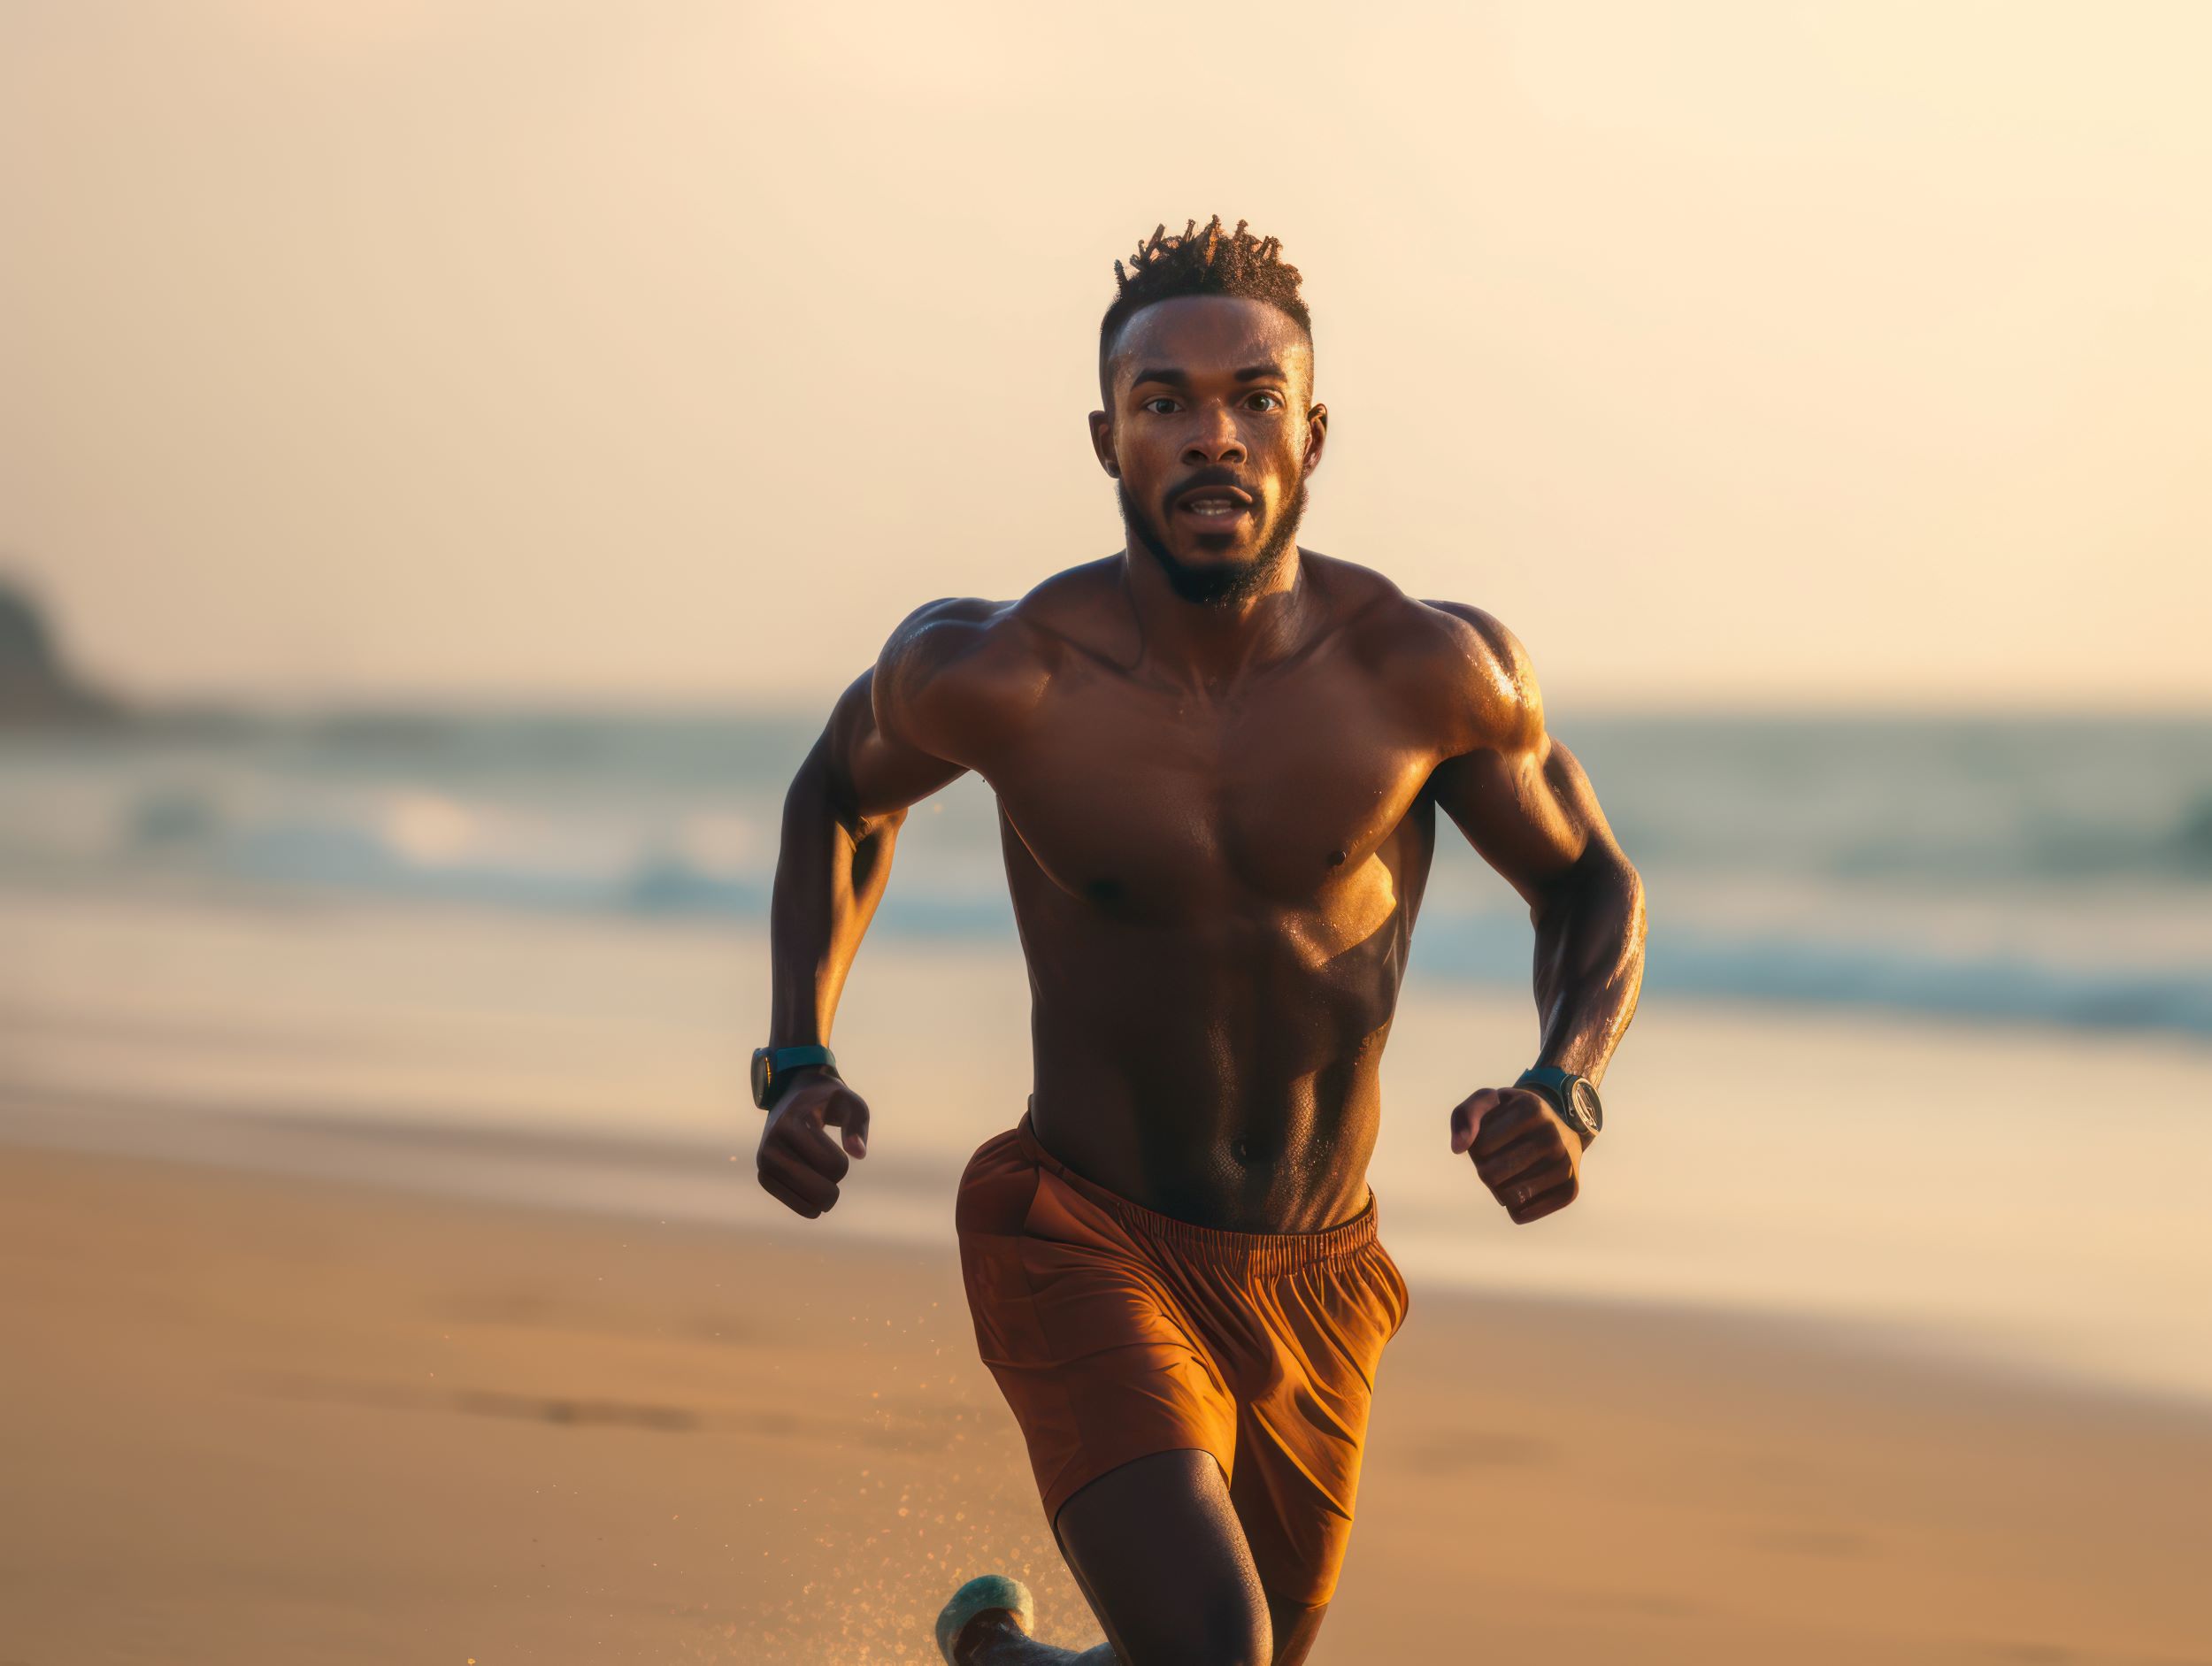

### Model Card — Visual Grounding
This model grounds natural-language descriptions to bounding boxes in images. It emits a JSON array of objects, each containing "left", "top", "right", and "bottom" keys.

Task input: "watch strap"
[
  {"left": 754, "top": 1044, "right": 836, "bottom": 1109},
  {"left": 1515, "top": 1065, "right": 1601, "bottom": 1140},
  {"left": 1515, "top": 1064, "right": 1577, "bottom": 1103}
]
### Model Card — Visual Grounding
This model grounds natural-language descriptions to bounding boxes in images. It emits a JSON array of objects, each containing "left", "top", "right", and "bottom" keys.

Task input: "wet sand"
[{"left": 2, "top": 1142, "right": 2207, "bottom": 1665}]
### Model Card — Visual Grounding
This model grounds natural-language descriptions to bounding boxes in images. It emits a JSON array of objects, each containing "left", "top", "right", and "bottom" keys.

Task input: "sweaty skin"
[
  {"left": 758, "top": 296, "right": 1644, "bottom": 1238},
  {"left": 755, "top": 292, "right": 1646, "bottom": 1666}
]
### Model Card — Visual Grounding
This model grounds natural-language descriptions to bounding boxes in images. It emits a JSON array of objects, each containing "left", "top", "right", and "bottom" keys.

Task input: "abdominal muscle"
[{"left": 1014, "top": 883, "right": 1414, "bottom": 1235}]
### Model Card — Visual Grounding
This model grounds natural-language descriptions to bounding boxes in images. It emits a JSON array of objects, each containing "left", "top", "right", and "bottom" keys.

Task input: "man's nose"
[{"left": 1180, "top": 405, "right": 1246, "bottom": 466}]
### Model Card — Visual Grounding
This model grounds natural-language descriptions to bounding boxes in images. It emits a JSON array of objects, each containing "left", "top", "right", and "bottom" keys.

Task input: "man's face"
[{"left": 1090, "top": 296, "right": 1327, "bottom": 606}]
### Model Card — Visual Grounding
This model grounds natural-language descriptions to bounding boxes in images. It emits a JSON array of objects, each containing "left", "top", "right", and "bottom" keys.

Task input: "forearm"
[
  {"left": 767, "top": 736, "right": 907, "bottom": 1049},
  {"left": 1528, "top": 844, "right": 1646, "bottom": 1085}
]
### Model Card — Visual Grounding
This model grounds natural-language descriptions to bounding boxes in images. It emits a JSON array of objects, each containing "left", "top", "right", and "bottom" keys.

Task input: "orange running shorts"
[{"left": 955, "top": 1107, "right": 1410, "bottom": 1608}]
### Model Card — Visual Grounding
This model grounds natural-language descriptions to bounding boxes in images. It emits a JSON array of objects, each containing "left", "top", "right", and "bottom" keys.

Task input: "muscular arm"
[
  {"left": 1422, "top": 645, "right": 1645, "bottom": 1082},
  {"left": 757, "top": 597, "right": 1009, "bottom": 1217},
  {"left": 757, "top": 593, "right": 1009, "bottom": 1212},
  {"left": 767, "top": 666, "right": 965, "bottom": 1054},
  {"left": 1418, "top": 601, "right": 1647, "bottom": 1219}
]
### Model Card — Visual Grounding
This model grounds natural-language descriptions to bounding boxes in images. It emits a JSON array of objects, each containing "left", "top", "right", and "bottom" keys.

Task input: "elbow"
[
  {"left": 787, "top": 744, "right": 866, "bottom": 835},
  {"left": 1535, "top": 841, "right": 1645, "bottom": 940},
  {"left": 791, "top": 748, "right": 910, "bottom": 844},
  {"left": 1597, "top": 841, "right": 1646, "bottom": 936},
  {"left": 856, "top": 803, "right": 912, "bottom": 842},
  {"left": 1605, "top": 847, "right": 1648, "bottom": 972},
  {"left": 1613, "top": 845, "right": 1645, "bottom": 919}
]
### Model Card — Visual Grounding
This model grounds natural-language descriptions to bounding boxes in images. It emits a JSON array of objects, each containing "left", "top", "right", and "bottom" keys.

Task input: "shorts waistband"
[{"left": 1014, "top": 1107, "right": 1379, "bottom": 1275}]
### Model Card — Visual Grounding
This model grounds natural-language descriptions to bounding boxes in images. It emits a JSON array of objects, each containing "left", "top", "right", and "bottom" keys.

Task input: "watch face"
[
  {"left": 750, "top": 1048, "right": 772, "bottom": 1109},
  {"left": 1568, "top": 1079, "right": 1602, "bottom": 1134}
]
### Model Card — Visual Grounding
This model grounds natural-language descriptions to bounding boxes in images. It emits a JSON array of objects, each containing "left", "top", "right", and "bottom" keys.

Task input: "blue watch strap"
[
  {"left": 1515, "top": 1064, "right": 1578, "bottom": 1103},
  {"left": 1515, "top": 1064, "right": 1601, "bottom": 1139},
  {"left": 754, "top": 1044, "right": 836, "bottom": 1109}
]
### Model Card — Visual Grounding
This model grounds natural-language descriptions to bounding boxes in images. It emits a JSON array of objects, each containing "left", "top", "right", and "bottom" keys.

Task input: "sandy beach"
[
  {"left": 4, "top": 1140, "right": 2207, "bottom": 1666},
  {"left": 4, "top": 885, "right": 2211, "bottom": 1663}
]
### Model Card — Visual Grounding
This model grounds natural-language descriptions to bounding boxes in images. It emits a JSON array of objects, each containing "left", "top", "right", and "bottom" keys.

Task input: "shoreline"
[
  {"left": 4, "top": 1087, "right": 2198, "bottom": 1412},
  {"left": 7, "top": 1073, "right": 2210, "bottom": 1424}
]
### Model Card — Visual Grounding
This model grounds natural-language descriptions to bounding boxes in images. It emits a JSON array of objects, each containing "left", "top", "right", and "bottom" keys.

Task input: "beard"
[{"left": 1119, "top": 478, "right": 1310, "bottom": 608}]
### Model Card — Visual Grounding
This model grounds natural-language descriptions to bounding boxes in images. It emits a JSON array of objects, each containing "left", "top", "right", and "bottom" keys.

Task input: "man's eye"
[
  {"left": 1142, "top": 397, "right": 1180, "bottom": 415},
  {"left": 1247, "top": 392, "right": 1283, "bottom": 412}
]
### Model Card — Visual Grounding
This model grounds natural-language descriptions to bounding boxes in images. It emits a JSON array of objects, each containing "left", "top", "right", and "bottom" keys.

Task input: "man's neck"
[{"left": 1115, "top": 544, "right": 1314, "bottom": 698}]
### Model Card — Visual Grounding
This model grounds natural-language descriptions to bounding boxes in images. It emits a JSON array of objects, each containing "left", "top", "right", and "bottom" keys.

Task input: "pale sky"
[{"left": 4, "top": 1, "right": 2208, "bottom": 711}]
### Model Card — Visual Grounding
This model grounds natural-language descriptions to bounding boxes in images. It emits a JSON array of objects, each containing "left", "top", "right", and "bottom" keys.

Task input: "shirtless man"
[{"left": 752, "top": 218, "right": 1647, "bottom": 1666}]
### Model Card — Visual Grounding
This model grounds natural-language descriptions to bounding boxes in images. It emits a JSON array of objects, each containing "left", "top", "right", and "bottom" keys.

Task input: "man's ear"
[
  {"left": 1302, "top": 403, "right": 1329, "bottom": 475},
  {"left": 1088, "top": 409, "right": 1119, "bottom": 478}
]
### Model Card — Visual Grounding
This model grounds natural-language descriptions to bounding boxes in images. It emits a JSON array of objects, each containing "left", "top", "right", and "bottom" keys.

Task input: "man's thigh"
[{"left": 1053, "top": 1448, "right": 1275, "bottom": 1666}]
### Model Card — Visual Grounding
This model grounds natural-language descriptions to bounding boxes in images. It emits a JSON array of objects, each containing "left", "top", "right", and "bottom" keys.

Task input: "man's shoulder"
[
  {"left": 880, "top": 558, "right": 1120, "bottom": 683},
  {"left": 872, "top": 559, "right": 1123, "bottom": 756},
  {"left": 1311, "top": 557, "right": 1540, "bottom": 752},
  {"left": 1303, "top": 553, "right": 1495, "bottom": 650},
  {"left": 1414, "top": 596, "right": 1542, "bottom": 754},
  {"left": 874, "top": 595, "right": 1033, "bottom": 737}
]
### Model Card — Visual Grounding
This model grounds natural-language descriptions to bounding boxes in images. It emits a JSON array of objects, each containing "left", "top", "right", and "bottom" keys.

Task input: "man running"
[{"left": 752, "top": 218, "right": 1647, "bottom": 1666}]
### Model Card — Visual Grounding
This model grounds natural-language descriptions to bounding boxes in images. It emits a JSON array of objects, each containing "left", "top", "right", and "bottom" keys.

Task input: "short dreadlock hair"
[{"left": 1098, "top": 217, "right": 1311, "bottom": 403}]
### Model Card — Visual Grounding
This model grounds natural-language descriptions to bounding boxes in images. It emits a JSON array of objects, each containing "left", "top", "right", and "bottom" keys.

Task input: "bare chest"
[{"left": 985, "top": 664, "right": 1438, "bottom": 918}]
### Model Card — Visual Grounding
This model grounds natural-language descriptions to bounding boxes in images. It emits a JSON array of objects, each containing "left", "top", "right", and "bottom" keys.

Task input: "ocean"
[{"left": 5, "top": 710, "right": 2210, "bottom": 1038}]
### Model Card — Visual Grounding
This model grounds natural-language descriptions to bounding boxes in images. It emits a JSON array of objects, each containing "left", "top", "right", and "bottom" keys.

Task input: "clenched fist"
[
  {"left": 1448, "top": 1085, "right": 1587, "bottom": 1225},
  {"left": 755, "top": 1069, "right": 872, "bottom": 1218}
]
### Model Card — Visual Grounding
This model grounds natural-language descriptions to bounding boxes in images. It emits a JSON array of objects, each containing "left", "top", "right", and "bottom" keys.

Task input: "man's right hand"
[{"left": 755, "top": 1069, "right": 872, "bottom": 1218}]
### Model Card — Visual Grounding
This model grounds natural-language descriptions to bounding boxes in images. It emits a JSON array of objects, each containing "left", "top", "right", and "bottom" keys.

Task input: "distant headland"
[{"left": 0, "top": 576, "right": 119, "bottom": 726}]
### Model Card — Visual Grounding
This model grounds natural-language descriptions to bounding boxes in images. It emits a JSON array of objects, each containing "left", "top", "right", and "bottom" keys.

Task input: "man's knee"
[
  {"left": 1111, "top": 1589, "right": 1270, "bottom": 1666},
  {"left": 1053, "top": 1449, "right": 1274, "bottom": 1666}
]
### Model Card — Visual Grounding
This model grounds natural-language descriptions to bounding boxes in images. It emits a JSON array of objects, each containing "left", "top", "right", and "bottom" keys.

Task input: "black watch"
[
  {"left": 751, "top": 1044, "right": 836, "bottom": 1110},
  {"left": 1515, "top": 1065, "right": 1603, "bottom": 1145}
]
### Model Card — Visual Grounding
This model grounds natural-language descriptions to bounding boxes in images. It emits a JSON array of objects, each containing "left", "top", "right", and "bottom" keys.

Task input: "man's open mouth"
[{"left": 1171, "top": 485, "right": 1256, "bottom": 524}]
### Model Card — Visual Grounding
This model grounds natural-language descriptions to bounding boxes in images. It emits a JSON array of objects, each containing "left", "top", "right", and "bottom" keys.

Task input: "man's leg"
[
  {"left": 1261, "top": 1598, "right": 1328, "bottom": 1666},
  {"left": 1230, "top": 1467, "right": 1337, "bottom": 1666},
  {"left": 958, "top": 1449, "right": 1271, "bottom": 1666}
]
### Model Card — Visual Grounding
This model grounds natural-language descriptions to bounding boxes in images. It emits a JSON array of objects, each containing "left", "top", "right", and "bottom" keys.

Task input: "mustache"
[{"left": 1119, "top": 477, "right": 1310, "bottom": 608}]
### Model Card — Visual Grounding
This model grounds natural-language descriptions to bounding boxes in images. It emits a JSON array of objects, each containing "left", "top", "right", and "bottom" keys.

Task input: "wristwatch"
[
  {"left": 751, "top": 1044, "right": 837, "bottom": 1110},
  {"left": 1515, "top": 1065, "right": 1603, "bottom": 1145}
]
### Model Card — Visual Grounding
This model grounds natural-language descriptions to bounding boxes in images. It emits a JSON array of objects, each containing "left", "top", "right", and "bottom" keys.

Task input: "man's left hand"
[{"left": 1448, "top": 1086, "right": 1586, "bottom": 1225}]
